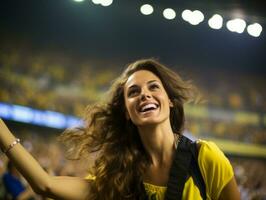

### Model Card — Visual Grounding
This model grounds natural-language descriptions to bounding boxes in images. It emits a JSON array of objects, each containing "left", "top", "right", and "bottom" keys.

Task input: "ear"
[{"left": 169, "top": 99, "right": 174, "bottom": 107}]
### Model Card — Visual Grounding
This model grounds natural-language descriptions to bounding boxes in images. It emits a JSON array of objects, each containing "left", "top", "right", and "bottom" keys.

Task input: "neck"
[{"left": 138, "top": 120, "right": 176, "bottom": 167}]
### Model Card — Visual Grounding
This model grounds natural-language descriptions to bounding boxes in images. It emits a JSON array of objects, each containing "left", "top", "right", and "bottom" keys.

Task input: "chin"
[{"left": 136, "top": 117, "right": 167, "bottom": 127}]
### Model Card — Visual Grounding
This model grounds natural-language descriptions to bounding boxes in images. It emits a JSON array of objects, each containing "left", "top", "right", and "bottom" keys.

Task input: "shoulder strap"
[
  {"left": 189, "top": 141, "right": 207, "bottom": 200},
  {"left": 165, "top": 135, "right": 192, "bottom": 200},
  {"left": 165, "top": 135, "right": 206, "bottom": 200}
]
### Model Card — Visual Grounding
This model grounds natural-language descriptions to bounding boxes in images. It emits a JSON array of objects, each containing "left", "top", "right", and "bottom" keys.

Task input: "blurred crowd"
[
  {"left": 0, "top": 50, "right": 115, "bottom": 116},
  {"left": 0, "top": 50, "right": 265, "bottom": 145},
  {"left": 232, "top": 158, "right": 266, "bottom": 200},
  {"left": 187, "top": 118, "right": 266, "bottom": 144},
  {"left": 189, "top": 69, "right": 266, "bottom": 113}
]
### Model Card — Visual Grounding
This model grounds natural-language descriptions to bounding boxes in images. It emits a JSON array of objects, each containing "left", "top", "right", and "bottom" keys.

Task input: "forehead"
[{"left": 125, "top": 70, "right": 162, "bottom": 88}]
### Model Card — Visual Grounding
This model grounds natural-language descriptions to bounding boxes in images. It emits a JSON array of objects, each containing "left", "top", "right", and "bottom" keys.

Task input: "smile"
[{"left": 138, "top": 103, "right": 159, "bottom": 113}]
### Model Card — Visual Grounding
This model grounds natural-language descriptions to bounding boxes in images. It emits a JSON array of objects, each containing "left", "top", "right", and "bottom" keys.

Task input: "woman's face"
[{"left": 124, "top": 70, "right": 172, "bottom": 127}]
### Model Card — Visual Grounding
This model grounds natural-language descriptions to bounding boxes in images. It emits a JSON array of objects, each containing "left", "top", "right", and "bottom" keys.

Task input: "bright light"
[
  {"left": 208, "top": 14, "right": 223, "bottom": 29},
  {"left": 92, "top": 0, "right": 113, "bottom": 6},
  {"left": 140, "top": 4, "right": 154, "bottom": 15},
  {"left": 226, "top": 18, "right": 246, "bottom": 33},
  {"left": 181, "top": 9, "right": 204, "bottom": 25},
  {"left": 74, "top": 0, "right": 84, "bottom": 2},
  {"left": 190, "top": 10, "right": 204, "bottom": 25},
  {"left": 247, "top": 23, "right": 263, "bottom": 37},
  {"left": 194, "top": 10, "right": 204, "bottom": 22},
  {"left": 163, "top": 8, "right": 176, "bottom": 20},
  {"left": 101, "top": 0, "right": 113, "bottom": 6},
  {"left": 92, "top": 0, "right": 101, "bottom": 4},
  {"left": 181, "top": 9, "right": 192, "bottom": 22}
]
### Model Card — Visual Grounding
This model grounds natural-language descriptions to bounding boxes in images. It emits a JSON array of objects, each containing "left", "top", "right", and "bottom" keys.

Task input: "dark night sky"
[{"left": 0, "top": 0, "right": 266, "bottom": 74}]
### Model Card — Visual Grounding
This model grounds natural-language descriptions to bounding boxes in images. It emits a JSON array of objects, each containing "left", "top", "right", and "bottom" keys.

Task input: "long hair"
[{"left": 59, "top": 58, "right": 198, "bottom": 199}]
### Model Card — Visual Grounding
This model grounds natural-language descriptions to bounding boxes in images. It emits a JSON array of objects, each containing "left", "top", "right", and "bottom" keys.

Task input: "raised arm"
[{"left": 0, "top": 119, "right": 91, "bottom": 200}]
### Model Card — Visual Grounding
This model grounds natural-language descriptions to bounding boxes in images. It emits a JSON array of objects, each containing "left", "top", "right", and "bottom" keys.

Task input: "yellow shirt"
[{"left": 144, "top": 140, "right": 234, "bottom": 200}]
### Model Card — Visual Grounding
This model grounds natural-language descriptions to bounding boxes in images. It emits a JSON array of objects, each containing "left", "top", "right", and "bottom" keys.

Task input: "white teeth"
[{"left": 140, "top": 104, "right": 157, "bottom": 112}]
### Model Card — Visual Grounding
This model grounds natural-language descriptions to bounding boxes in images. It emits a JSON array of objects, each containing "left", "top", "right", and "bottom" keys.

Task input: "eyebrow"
[{"left": 127, "top": 80, "right": 159, "bottom": 90}]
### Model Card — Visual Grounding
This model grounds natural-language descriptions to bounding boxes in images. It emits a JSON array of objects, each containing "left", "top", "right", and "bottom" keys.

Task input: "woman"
[{"left": 0, "top": 59, "right": 240, "bottom": 199}]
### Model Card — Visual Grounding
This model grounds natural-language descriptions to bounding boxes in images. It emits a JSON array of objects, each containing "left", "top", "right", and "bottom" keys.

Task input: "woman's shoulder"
[
  {"left": 196, "top": 139, "right": 233, "bottom": 170},
  {"left": 196, "top": 139, "right": 234, "bottom": 200},
  {"left": 197, "top": 140, "right": 225, "bottom": 159}
]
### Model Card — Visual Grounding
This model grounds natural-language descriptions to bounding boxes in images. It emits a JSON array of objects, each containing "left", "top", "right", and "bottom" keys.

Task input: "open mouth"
[{"left": 138, "top": 103, "right": 159, "bottom": 113}]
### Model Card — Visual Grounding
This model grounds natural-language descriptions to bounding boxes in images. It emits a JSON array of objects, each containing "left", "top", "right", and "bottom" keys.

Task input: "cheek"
[
  {"left": 127, "top": 100, "right": 135, "bottom": 114},
  {"left": 158, "top": 93, "right": 172, "bottom": 111},
  {"left": 158, "top": 93, "right": 170, "bottom": 103},
  {"left": 124, "top": 99, "right": 134, "bottom": 118}
]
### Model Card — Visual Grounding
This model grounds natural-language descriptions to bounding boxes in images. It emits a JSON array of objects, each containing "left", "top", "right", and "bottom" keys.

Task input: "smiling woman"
[
  {"left": 0, "top": 59, "right": 240, "bottom": 200},
  {"left": 124, "top": 70, "right": 173, "bottom": 127}
]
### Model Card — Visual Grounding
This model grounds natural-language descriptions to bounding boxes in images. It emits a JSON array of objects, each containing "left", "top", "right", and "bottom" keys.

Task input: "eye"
[
  {"left": 149, "top": 83, "right": 160, "bottom": 90},
  {"left": 127, "top": 88, "right": 139, "bottom": 97}
]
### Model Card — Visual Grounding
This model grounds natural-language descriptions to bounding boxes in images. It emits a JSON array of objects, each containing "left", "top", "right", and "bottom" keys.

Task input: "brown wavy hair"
[{"left": 59, "top": 58, "right": 198, "bottom": 199}]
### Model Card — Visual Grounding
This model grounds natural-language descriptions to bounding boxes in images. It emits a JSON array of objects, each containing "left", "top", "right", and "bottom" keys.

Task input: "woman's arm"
[
  {"left": 219, "top": 176, "right": 240, "bottom": 200},
  {"left": 0, "top": 119, "right": 91, "bottom": 200}
]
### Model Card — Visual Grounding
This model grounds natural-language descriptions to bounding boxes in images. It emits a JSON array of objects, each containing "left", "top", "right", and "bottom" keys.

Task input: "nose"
[{"left": 140, "top": 89, "right": 151, "bottom": 101}]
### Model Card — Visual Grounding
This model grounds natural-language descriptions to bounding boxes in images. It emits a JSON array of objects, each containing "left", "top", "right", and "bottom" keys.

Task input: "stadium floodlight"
[
  {"left": 181, "top": 9, "right": 192, "bottom": 22},
  {"left": 189, "top": 10, "right": 204, "bottom": 25},
  {"left": 92, "top": 0, "right": 113, "bottom": 6},
  {"left": 226, "top": 18, "right": 246, "bottom": 33},
  {"left": 140, "top": 4, "right": 154, "bottom": 15},
  {"left": 163, "top": 8, "right": 176, "bottom": 20},
  {"left": 247, "top": 23, "right": 263, "bottom": 37},
  {"left": 208, "top": 14, "right": 223, "bottom": 29},
  {"left": 181, "top": 9, "right": 204, "bottom": 25},
  {"left": 92, "top": 0, "right": 101, "bottom": 4},
  {"left": 101, "top": 0, "right": 113, "bottom": 6},
  {"left": 74, "top": 0, "right": 84, "bottom": 2}
]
